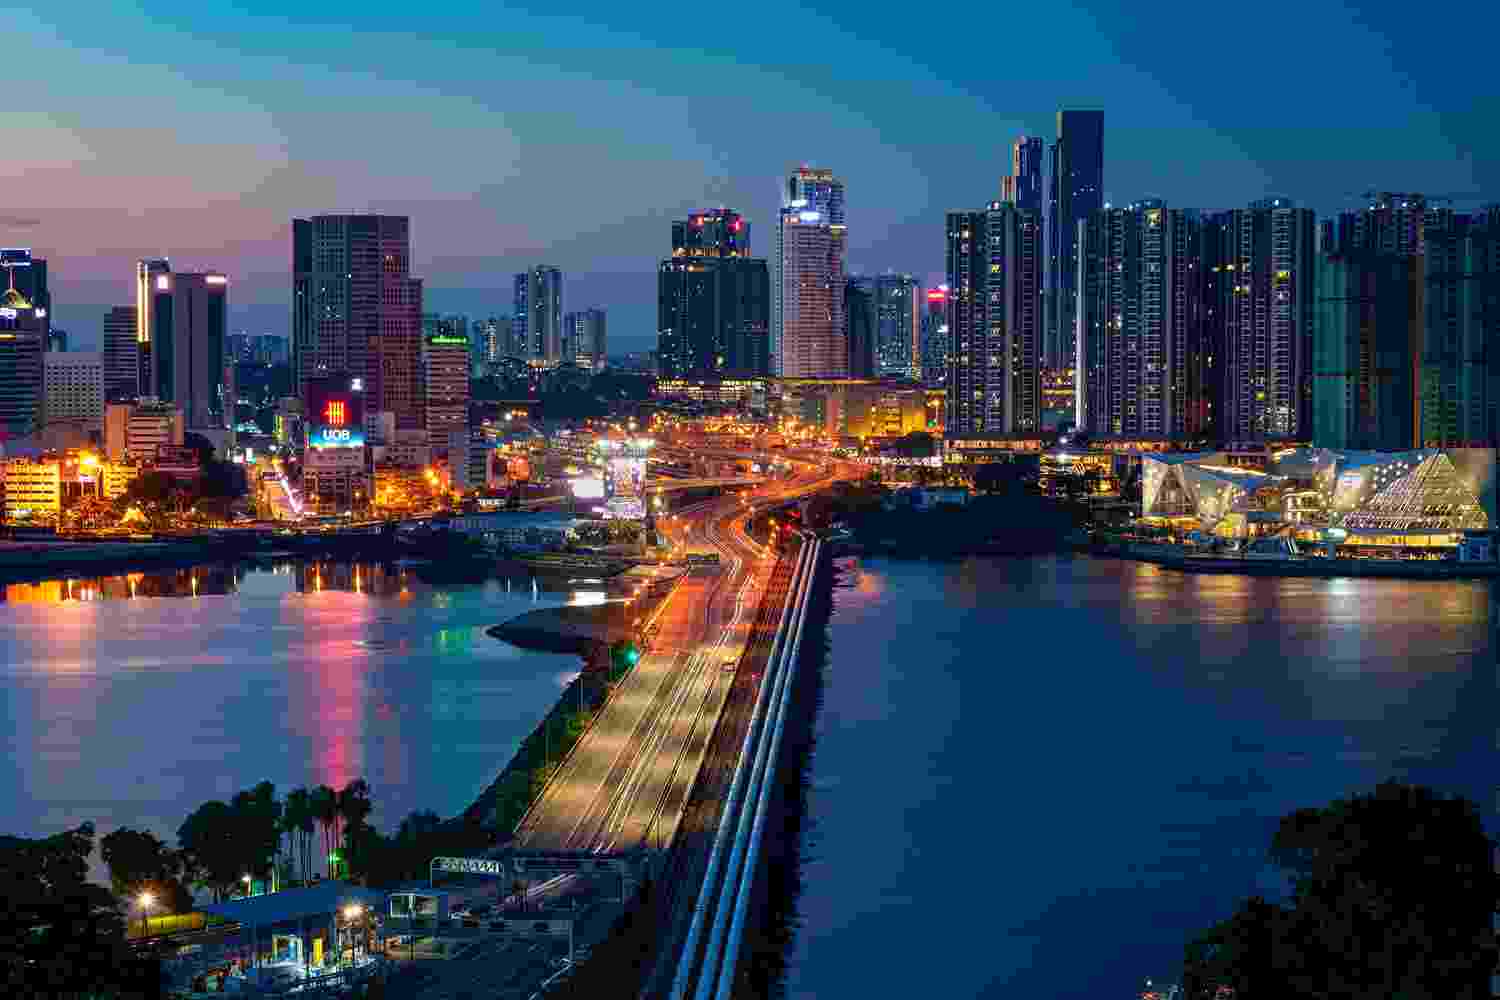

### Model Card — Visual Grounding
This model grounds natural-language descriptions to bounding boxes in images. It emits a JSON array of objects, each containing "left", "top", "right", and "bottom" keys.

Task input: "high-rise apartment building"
[
  {"left": 1043, "top": 110, "right": 1104, "bottom": 372},
  {"left": 102, "top": 306, "right": 138, "bottom": 402},
  {"left": 944, "top": 202, "right": 1043, "bottom": 439},
  {"left": 1076, "top": 201, "right": 1211, "bottom": 439},
  {"left": 513, "top": 267, "right": 563, "bottom": 365},
  {"left": 1323, "top": 192, "right": 1448, "bottom": 259},
  {"left": 1313, "top": 252, "right": 1420, "bottom": 450},
  {"left": 1001, "top": 136, "right": 1046, "bottom": 213},
  {"left": 292, "top": 215, "right": 424, "bottom": 429},
  {"left": 845, "top": 277, "right": 875, "bottom": 379},
  {"left": 0, "top": 249, "right": 48, "bottom": 437},
  {"left": 920, "top": 286, "right": 949, "bottom": 388},
  {"left": 775, "top": 167, "right": 847, "bottom": 377},
  {"left": 658, "top": 210, "right": 769, "bottom": 378},
  {"left": 873, "top": 274, "right": 921, "bottom": 379},
  {"left": 43, "top": 352, "right": 104, "bottom": 427},
  {"left": 1203, "top": 198, "right": 1317, "bottom": 442},
  {"left": 565, "top": 309, "right": 607, "bottom": 370},
  {"left": 1421, "top": 207, "right": 1500, "bottom": 447},
  {"left": 423, "top": 329, "right": 470, "bottom": 446}
]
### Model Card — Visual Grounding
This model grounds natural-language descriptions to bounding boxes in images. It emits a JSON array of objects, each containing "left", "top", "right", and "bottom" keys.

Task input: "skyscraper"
[
  {"left": 133, "top": 261, "right": 229, "bottom": 428},
  {"left": 1076, "top": 201, "right": 1211, "bottom": 439},
  {"left": 566, "top": 308, "right": 607, "bottom": 370},
  {"left": 845, "top": 277, "right": 875, "bottom": 379},
  {"left": 1044, "top": 109, "right": 1104, "bottom": 371},
  {"left": 1421, "top": 207, "right": 1500, "bottom": 447},
  {"left": 1000, "top": 136, "right": 1045, "bottom": 213},
  {"left": 1324, "top": 192, "right": 1447, "bottom": 258},
  {"left": 920, "top": 285, "right": 948, "bottom": 388},
  {"left": 775, "top": 167, "right": 847, "bottom": 377},
  {"left": 513, "top": 267, "right": 563, "bottom": 365},
  {"left": 658, "top": 210, "right": 769, "bottom": 378},
  {"left": 423, "top": 328, "right": 470, "bottom": 445},
  {"left": 873, "top": 274, "right": 921, "bottom": 379},
  {"left": 1205, "top": 198, "right": 1317, "bottom": 442},
  {"left": 102, "top": 306, "right": 138, "bottom": 402},
  {"left": 1313, "top": 252, "right": 1419, "bottom": 450},
  {"left": 293, "top": 215, "right": 424, "bottom": 429},
  {"left": 944, "top": 202, "right": 1043, "bottom": 439},
  {"left": 0, "top": 249, "right": 48, "bottom": 437}
]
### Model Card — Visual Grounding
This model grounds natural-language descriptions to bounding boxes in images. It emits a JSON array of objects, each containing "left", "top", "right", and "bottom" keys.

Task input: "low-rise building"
[{"left": 104, "top": 399, "right": 185, "bottom": 462}]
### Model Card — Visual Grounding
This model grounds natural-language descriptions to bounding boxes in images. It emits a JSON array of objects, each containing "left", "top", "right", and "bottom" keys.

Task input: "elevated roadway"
[{"left": 512, "top": 456, "right": 842, "bottom": 856}]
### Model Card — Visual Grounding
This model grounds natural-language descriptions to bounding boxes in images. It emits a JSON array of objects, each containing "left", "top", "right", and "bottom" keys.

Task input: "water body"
[
  {"left": 786, "top": 554, "right": 1498, "bottom": 998},
  {"left": 0, "top": 561, "right": 594, "bottom": 860}
]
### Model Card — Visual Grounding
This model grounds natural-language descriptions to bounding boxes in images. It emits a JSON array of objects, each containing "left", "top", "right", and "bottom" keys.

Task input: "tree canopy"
[{"left": 1183, "top": 781, "right": 1499, "bottom": 999}]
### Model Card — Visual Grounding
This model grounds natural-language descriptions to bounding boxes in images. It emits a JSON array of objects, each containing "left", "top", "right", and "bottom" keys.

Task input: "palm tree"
[
  {"left": 281, "top": 788, "right": 310, "bottom": 884},
  {"left": 309, "top": 785, "right": 338, "bottom": 878}
]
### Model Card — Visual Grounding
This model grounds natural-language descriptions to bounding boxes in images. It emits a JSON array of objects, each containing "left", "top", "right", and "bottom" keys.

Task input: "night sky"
[{"left": 9, "top": 2, "right": 1496, "bottom": 351}]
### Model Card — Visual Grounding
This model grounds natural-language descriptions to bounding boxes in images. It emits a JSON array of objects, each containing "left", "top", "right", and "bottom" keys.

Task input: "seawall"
[{"left": 1097, "top": 540, "right": 1500, "bottom": 579}]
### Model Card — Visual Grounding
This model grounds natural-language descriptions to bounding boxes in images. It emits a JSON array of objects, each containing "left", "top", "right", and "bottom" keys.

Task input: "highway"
[{"left": 512, "top": 454, "right": 840, "bottom": 857}]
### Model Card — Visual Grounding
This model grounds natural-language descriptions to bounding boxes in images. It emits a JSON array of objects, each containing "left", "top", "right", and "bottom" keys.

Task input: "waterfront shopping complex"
[{"left": 1132, "top": 447, "right": 1496, "bottom": 555}]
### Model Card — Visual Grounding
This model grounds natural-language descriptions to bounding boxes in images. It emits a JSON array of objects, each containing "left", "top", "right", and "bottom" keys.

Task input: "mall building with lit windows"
[{"left": 1139, "top": 448, "right": 1496, "bottom": 553}]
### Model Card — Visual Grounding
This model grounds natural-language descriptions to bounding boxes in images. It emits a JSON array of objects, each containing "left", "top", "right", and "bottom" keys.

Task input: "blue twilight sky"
[{"left": 6, "top": 1, "right": 1495, "bottom": 351}]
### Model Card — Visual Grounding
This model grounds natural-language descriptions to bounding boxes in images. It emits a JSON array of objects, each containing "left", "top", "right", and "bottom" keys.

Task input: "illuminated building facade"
[
  {"left": 564, "top": 308, "right": 607, "bottom": 370},
  {"left": 422, "top": 332, "right": 470, "bottom": 445},
  {"left": 513, "top": 266, "right": 563, "bottom": 366},
  {"left": 775, "top": 167, "right": 847, "bottom": 378},
  {"left": 920, "top": 286, "right": 948, "bottom": 388},
  {"left": 873, "top": 273, "right": 921, "bottom": 380},
  {"left": 293, "top": 214, "right": 424, "bottom": 428},
  {"left": 658, "top": 212, "right": 769, "bottom": 378},
  {"left": 1077, "top": 200, "right": 1209, "bottom": 440},
  {"left": 104, "top": 400, "right": 185, "bottom": 462},
  {"left": 303, "top": 379, "right": 368, "bottom": 515},
  {"left": 132, "top": 262, "right": 228, "bottom": 429},
  {"left": 944, "top": 202, "right": 1043, "bottom": 441},
  {"left": 0, "top": 249, "right": 48, "bottom": 437},
  {"left": 1140, "top": 447, "right": 1495, "bottom": 547},
  {"left": 1044, "top": 109, "right": 1104, "bottom": 372},
  {"left": 1205, "top": 199, "right": 1317, "bottom": 442},
  {"left": 1, "top": 453, "right": 138, "bottom": 522}
]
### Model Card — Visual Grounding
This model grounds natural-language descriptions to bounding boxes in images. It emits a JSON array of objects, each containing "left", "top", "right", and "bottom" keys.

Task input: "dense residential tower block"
[
  {"left": 1044, "top": 109, "right": 1104, "bottom": 372},
  {"left": 944, "top": 202, "right": 1043, "bottom": 439},
  {"left": 1313, "top": 252, "right": 1420, "bottom": 450},
  {"left": 566, "top": 308, "right": 607, "bottom": 370},
  {"left": 775, "top": 167, "right": 847, "bottom": 377},
  {"left": 292, "top": 215, "right": 424, "bottom": 429},
  {"left": 1421, "top": 207, "right": 1500, "bottom": 447},
  {"left": 920, "top": 285, "right": 949, "bottom": 388},
  {"left": 1203, "top": 199, "right": 1317, "bottom": 442},
  {"left": 1076, "top": 201, "right": 1211, "bottom": 440},
  {"left": 513, "top": 267, "right": 563, "bottom": 366}
]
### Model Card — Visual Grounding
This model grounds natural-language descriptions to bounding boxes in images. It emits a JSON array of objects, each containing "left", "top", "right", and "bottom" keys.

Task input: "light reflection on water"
[
  {"left": 0, "top": 560, "right": 585, "bottom": 876},
  {"left": 786, "top": 553, "right": 1498, "bottom": 1000}
]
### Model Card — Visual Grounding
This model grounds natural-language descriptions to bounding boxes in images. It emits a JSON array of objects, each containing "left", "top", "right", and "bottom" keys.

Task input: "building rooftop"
[{"left": 198, "top": 882, "right": 387, "bottom": 929}]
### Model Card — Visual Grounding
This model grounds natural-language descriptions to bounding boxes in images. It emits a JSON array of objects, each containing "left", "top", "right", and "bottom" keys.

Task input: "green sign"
[{"left": 428, "top": 335, "right": 468, "bottom": 346}]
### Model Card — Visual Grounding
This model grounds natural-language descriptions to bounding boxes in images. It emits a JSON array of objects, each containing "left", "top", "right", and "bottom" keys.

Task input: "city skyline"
[{"left": 9, "top": 5, "right": 1492, "bottom": 352}]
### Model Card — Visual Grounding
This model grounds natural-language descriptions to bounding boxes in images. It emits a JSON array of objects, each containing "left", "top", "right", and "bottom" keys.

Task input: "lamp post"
[
  {"left": 137, "top": 891, "right": 154, "bottom": 939},
  {"left": 242, "top": 874, "right": 253, "bottom": 897},
  {"left": 341, "top": 904, "right": 363, "bottom": 969}
]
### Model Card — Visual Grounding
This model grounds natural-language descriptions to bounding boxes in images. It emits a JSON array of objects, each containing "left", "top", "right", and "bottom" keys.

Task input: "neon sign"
[
  {"left": 325, "top": 399, "right": 347, "bottom": 427},
  {"left": 427, "top": 335, "right": 468, "bottom": 346}
]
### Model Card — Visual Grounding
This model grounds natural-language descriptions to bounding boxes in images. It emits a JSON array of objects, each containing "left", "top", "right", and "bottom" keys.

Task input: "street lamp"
[
  {"left": 242, "top": 874, "right": 253, "bottom": 897},
  {"left": 137, "top": 891, "right": 154, "bottom": 938}
]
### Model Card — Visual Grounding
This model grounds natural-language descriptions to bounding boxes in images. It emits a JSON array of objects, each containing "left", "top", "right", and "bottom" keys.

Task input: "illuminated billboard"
[
  {"left": 306, "top": 383, "right": 366, "bottom": 450},
  {"left": 570, "top": 476, "right": 606, "bottom": 500},
  {"left": 606, "top": 456, "right": 645, "bottom": 498}
]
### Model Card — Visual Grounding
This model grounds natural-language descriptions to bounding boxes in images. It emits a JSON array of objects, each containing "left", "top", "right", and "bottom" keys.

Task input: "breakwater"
[{"left": 1095, "top": 539, "right": 1500, "bottom": 579}]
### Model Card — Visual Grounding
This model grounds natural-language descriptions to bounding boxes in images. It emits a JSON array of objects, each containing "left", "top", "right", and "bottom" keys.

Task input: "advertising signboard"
[{"left": 306, "top": 382, "right": 366, "bottom": 449}]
